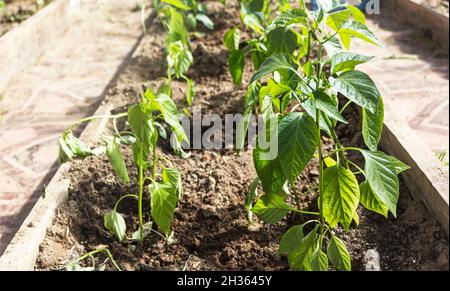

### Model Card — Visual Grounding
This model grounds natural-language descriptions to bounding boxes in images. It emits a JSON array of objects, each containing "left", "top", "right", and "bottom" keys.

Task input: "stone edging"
[
  {"left": 381, "top": 105, "right": 449, "bottom": 237},
  {"left": 382, "top": 0, "right": 449, "bottom": 51},
  {"left": 0, "top": 0, "right": 79, "bottom": 93}
]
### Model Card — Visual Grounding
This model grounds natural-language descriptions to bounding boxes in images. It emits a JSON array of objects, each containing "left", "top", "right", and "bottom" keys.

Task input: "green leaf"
[
  {"left": 360, "top": 180, "right": 388, "bottom": 217},
  {"left": 314, "top": 91, "right": 347, "bottom": 124},
  {"left": 197, "top": 2, "right": 207, "bottom": 14},
  {"left": 106, "top": 138, "right": 129, "bottom": 183},
  {"left": 266, "top": 27, "right": 297, "bottom": 55},
  {"left": 228, "top": 50, "right": 245, "bottom": 86},
  {"left": 311, "top": 245, "right": 329, "bottom": 271},
  {"left": 167, "top": 41, "right": 193, "bottom": 78},
  {"left": 252, "top": 194, "right": 291, "bottom": 224},
  {"left": 362, "top": 96, "right": 384, "bottom": 151},
  {"left": 361, "top": 150, "right": 400, "bottom": 216},
  {"left": 347, "top": 5, "right": 366, "bottom": 24},
  {"left": 186, "top": 13, "right": 197, "bottom": 30},
  {"left": 104, "top": 210, "right": 126, "bottom": 242},
  {"left": 317, "top": 0, "right": 340, "bottom": 11},
  {"left": 266, "top": 8, "right": 307, "bottom": 32},
  {"left": 322, "top": 165, "right": 360, "bottom": 229},
  {"left": 326, "top": 9, "right": 352, "bottom": 30},
  {"left": 278, "top": 112, "right": 319, "bottom": 184},
  {"left": 224, "top": 27, "right": 240, "bottom": 51},
  {"left": 167, "top": 8, "right": 190, "bottom": 47},
  {"left": 184, "top": 76, "right": 196, "bottom": 106},
  {"left": 250, "top": 53, "right": 292, "bottom": 84},
  {"left": 323, "top": 35, "right": 343, "bottom": 57},
  {"left": 127, "top": 104, "right": 155, "bottom": 170},
  {"left": 339, "top": 20, "right": 382, "bottom": 47},
  {"left": 388, "top": 156, "right": 410, "bottom": 174},
  {"left": 277, "top": 0, "right": 292, "bottom": 11},
  {"left": 58, "top": 131, "right": 98, "bottom": 163},
  {"left": 330, "top": 52, "right": 373, "bottom": 75},
  {"left": 150, "top": 180, "right": 179, "bottom": 236},
  {"left": 236, "top": 106, "right": 253, "bottom": 151},
  {"left": 157, "top": 80, "right": 173, "bottom": 97},
  {"left": 260, "top": 92, "right": 274, "bottom": 123},
  {"left": 245, "top": 177, "right": 259, "bottom": 224},
  {"left": 242, "top": 13, "right": 264, "bottom": 34},
  {"left": 324, "top": 156, "right": 337, "bottom": 167},
  {"left": 267, "top": 79, "right": 291, "bottom": 99},
  {"left": 303, "top": 60, "right": 314, "bottom": 78},
  {"left": 149, "top": 94, "right": 188, "bottom": 144},
  {"left": 241, "top": 0, "right": 265, "bottom": 14},
  {"left": 162, "top": 167, "right": 183, "bottom": 198},
  {"left": 330, "top": 70, "right": 380, "bottom": 113},
  {"left": 327, "top": 234, "right": 351, "bottom": 271},
  {"left": 300, "top": 98, "right": 332, "bottom": 136},
  {"left": 195, "top": 14, "right": 214, "bottom": 30},
  {"left": 288, "top": 225, "right": 319, "bottom": 270},
  {"left": 279, "top": 225, "right": 304, "bottom": 254},
  {"left": 162, "top": 0, "right": 191, "bottom": 10},
  {"left": 244, "top": 81, "right": 260, "bottom": 108},
  {"left": 131, "top": 221, "right": 153, "bottom": 241}
]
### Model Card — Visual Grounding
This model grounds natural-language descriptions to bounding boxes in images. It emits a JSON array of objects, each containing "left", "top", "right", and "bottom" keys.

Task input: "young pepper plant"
[
  {"left": 153, "top": 0, "right": 215, "bottom": 106},
  {"left": 58, "top": 87, "right": 188, "bottom": 243},
  {"left": 239, "top": 1, "right": 410, "bottom": 271}
]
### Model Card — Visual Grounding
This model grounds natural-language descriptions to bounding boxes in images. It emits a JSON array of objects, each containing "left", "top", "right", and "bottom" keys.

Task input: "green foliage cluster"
[
  {"left": 225, "top": 0, "right": 409, "bottom": 271},
  {"left": 57, "top": 0, "right": 215, "bottom": 270}
]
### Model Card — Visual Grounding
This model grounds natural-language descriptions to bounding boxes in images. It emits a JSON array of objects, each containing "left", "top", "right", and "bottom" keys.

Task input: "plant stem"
[
  {"left": 347, "top": 160, "right": 366, "bottom": 177},
  {"left": 323, "top": 146, "right": 361, "bottom": 159},
  {"left": 152, "top": 134, "right": 158, "bottom": 180},
  {"left": 71, "top": 248, "right": 121, "bottom": 271},
  {"left": 137, "top": 128, "right": 145, "bottom": 241},
  {"left": 322, "top": 114, "right": 348, "bottom": 167},
  {"left": 306, "top": 30, "right": 312, "bottom": 62},
  {"left": 340, "top": 100, "right": 352, "bottom": 114},
  {"left": 292, "top": 185, "right": 303, "bottom": 211},
  {"left": 167, "top": 67, "right": 173, "bottom": 98},
  {"left": 113, "top": 194, "right": 138, "bottom": 211},
  {"left": 291, "top": 208, "right": 320, "bottom": 216},
  {"left": 316, "top": 110, "right": 325, "bottom": 222},
  {"left": 67, "top": 113, "right": 127, "bottom": 131}
]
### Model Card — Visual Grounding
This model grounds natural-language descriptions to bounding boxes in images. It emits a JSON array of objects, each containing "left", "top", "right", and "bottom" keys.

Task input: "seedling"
[
  {"left": 150, "top": 0, "right": 216, "bottom": 106},
  {"left": 66, "top": 247, "right": 121, "bottom": 271},
  {"left": 230, "top": 0, "right": 410, "bottom": 270},
  {"left": 58, "top": 87, "right": 188, "bottom": 243}
]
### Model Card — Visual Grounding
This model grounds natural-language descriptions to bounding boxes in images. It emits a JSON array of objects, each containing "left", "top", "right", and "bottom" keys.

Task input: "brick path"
[
  {"left": 353, "top": 15, "right": 449, "bottom": 161},
  {"left": 0, "top": 0, "right": 142, "bottom": 254}
]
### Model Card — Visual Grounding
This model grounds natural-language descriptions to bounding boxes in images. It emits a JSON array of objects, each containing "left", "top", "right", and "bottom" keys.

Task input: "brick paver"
[
  {"left": 0, "top": 0, "right": 142, "bottom": 254},
  {"left": 353, "top": 15, "right": 449, "bottom": 160}
]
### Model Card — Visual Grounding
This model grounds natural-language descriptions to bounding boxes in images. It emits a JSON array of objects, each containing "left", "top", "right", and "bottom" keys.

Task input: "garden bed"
[{"left": 28, "top": 2, "right": 449, "bottom": 271}]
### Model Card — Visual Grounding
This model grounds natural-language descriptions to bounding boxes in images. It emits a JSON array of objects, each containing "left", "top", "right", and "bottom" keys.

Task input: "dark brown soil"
[
  {"left": 0, "top": 0, "right": 49, "bottom": 37},
  {"left": 35, "top": 1, "right": 449, "bottom": 271}
]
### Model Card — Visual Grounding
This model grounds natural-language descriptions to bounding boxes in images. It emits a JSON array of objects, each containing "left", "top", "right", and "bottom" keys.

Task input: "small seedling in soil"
[
  {"left": 58, "top": 87, "right": 188, "bottom": 246},
  {"left": 65, "top": 247, "right": 121, "bottom": 271},
  {"left": 227, "top": 0, "right": 410, "bottom": 271},
  {"left": 149, "top": 0, "right": 216, "bottom": 106}
]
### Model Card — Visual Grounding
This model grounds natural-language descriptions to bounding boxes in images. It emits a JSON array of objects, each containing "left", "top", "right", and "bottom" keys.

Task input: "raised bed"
[
  {"left": 0, "top": 2, "right": 448, "bottom": 271},
  {"left": 0, "top": 0, "right": 74, "bottom": 93},
  {"left": 382, "top": 0, "right": 449, "bottom": 51}
]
